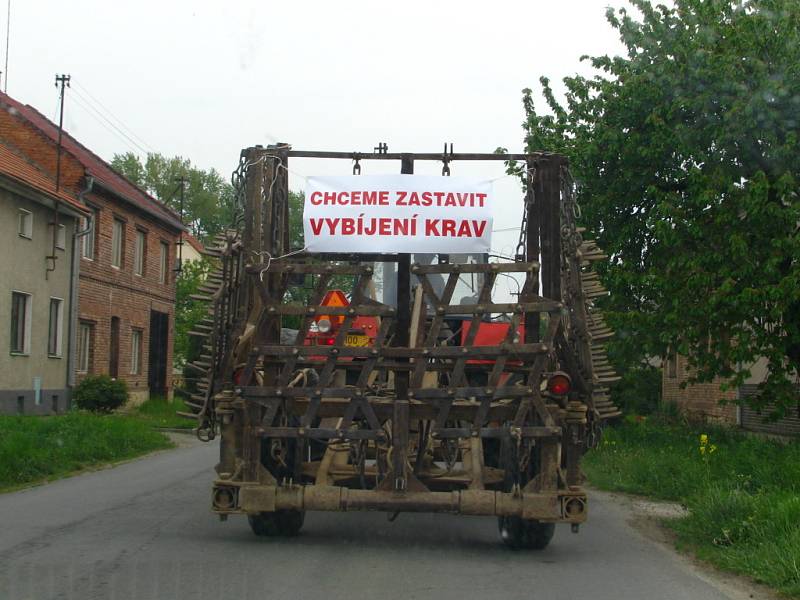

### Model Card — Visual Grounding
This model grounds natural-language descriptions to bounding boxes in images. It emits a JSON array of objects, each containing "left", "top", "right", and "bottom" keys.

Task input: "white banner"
[{"left": 304, "top": 175, "right": 493, "bottom": 253}]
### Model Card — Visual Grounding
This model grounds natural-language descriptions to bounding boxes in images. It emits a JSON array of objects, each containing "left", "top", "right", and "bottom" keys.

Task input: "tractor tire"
[
  {"left": 498, "top": 516, "right": 556, "bottom": 550},
  {"left": 248, "top": 510, "right": 305, "bottom": 537}
]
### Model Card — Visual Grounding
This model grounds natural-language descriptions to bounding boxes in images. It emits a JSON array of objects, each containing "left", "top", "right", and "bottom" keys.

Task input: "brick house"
[
  {"left": 0, "top": 91, "right": 184, "bottom": 405},
  {"left": 663, "top": 353, "right": 800, "bottom": 436}
]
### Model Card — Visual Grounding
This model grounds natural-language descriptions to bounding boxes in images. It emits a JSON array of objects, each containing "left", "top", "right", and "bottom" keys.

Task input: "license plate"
[{"left": 345, "top": 334, "right": 370, "bottom": 347}]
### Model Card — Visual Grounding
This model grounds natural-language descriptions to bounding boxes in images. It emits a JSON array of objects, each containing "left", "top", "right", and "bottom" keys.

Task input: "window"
[
  {"left": 134, "top": 230, "right": 146, "bottom": 276},
  {"left": 77, "top": 322, "right": 92, "bottom": 373},
  {"left": 48, "top": 297, "right": 64, "bottom": 357},
  {"left": 668, "top": 353, "right": 678, "bottom": 378},
  {"left": 18, "top": 209, "right": 32, "bottom": 238},
  {"left": 10, "top": 291, "right": 31, "bottom": 354},
  {"left": 130, "top": 329, "right": 142, "bottom": 375},
  {"left": 81, "top": 209, "right": 96, "bottom": 260},
  {"left": 159, "top": 241, "right": 169, "bottom": 284},
  {"left": 50, "top": 223, "right": 66, "bottom": 250},
  {"left": 112, "top": 218, "right": 125, "bottom": 268}
]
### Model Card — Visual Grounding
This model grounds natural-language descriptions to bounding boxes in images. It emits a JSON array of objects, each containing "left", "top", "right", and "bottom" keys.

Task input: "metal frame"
[{"left": 185, "top": 146, "right": 619, "bottom": 532}]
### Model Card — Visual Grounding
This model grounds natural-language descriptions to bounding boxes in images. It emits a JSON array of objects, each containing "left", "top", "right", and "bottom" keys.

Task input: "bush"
[
  {"left": 73, "top": 375, "right": 128, "bottom": 413},
  {"left": 609, "top": 364, "right": 662, "bottom": 415}
]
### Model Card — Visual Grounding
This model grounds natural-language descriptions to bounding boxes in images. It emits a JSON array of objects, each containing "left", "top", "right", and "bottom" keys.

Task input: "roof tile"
[
  {"left": 0, "top": 140, "right": 88, "bottom": 214},
  {"left": 0, "top": 91, "right": 183, "bottom": 230}
]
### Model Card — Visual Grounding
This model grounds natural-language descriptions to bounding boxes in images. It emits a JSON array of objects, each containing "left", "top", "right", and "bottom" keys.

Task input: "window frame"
[
  {"left": 130, "top": 328, "right": 143, "bottom": 375},
  {"left": 47, "top": 297, "right": 64, "bottom": 357},
  {"left": 77, "top": 321, "right": 93, "bottom": 373},
  {"left": 134, "top": 229, "right": 146, "bottom": 276},
  {"left": 80, "top": 208, "right": 97, "bottom": 261},
  {"left": 50, "top": 223, "right": 66, "bottom": 251},
  {"left": 111, "top": 217, "right": 125, "bottom": 269},
  {"left": 18, "top": 209, "right": 32, "bottom": 239},
  {"left": 159, "top": 241, "right": 169, "bottom": 284},
  {"left": 668, "top": 352, "right": 678, "bottom": 379},
  {"left": 10, "top": 291, "right": 32, "bottom": 355}
]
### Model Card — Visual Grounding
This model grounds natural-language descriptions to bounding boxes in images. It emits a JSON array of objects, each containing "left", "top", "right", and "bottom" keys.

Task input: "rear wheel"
[
  {"left": 494, "top": 431, "right": 556, "bottom": 550},
  {"left": 248, "top": 510, "right": 305, "bottom": 537},
  {"left": 498, "top": 516, "right": 555, "bottom": 550}
]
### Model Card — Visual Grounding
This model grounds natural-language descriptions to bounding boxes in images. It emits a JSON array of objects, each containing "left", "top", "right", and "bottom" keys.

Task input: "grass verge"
[
  {"left": 132, "top": 395, "right": 195, "bottom": 429},
  {"left": 0, "top": 412, "right": 173, "bottom": 491},
  {"left": 583, "top": 418, "right": 800, "bottom": 597}
]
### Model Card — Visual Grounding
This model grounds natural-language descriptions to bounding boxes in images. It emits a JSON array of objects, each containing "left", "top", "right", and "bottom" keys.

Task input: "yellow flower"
[
  {"left": 700, "top": 434, "right": 708, "bottom": 445},
  {"left": 709, "top": 444, "right": 717, "bottom": 454},
  {"left": 699, "top": 446, "right": 706, "bottom": 455}
]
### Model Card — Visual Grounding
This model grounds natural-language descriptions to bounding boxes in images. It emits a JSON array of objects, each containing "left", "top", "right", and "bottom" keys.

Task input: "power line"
[
  {"left": 70, "top": 87, "right": 150, "bottom": 155},
  {"left": 72, "top": 80, "right": 156, "bottom": 153},
  {"left": 68, "top": 92, "right": 144, "bottom": 158},
  {"left": 68, "top": 90, "right": 151, "bottom": 156}
]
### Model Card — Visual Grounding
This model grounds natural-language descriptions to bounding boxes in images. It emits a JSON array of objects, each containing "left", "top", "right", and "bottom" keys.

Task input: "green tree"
[
  {"left": 522, "top": 0, "right": 800, "bottom": 414},
  {"left": 174, "top": 258, "right": 213, "bottom": 370},
  {"left": 111, "top": 152, "right": 235, "bottom": 242}
]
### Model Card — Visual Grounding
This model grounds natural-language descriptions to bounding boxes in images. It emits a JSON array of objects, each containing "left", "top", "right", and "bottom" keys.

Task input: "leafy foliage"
[
  {"left": 111, "top": 152, "right": 235, "bottom": 242},
  {"left": 72, "top": 375, "right": 129, "bottom": 413},
  {"left": 610, "top": 364, "right": 662, "bottom": 415},
  {"left": 175, "top": 257, "right": 213, "bottom": 369},
  {"left": 522, "top": 0, "right": 800, "bottom": 413}
]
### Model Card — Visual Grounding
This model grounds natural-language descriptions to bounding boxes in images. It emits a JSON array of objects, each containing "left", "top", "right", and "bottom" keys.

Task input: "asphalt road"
[{"left": 0, "top": 439, "right": 762, "bottom": 600}]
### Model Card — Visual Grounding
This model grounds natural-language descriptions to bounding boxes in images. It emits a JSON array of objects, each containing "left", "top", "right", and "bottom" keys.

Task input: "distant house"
[
  {"left": 179, "top": 231, "right": 205, "bottom": 265},
  {"left": 0, "top": 91, "right": 185, "bottom": 408},
  {"left": 663, "top": 354, "right": 800, "bottom": 436},
  {"left": 0, "top": 140, "right": 90, "bottom": 414}
]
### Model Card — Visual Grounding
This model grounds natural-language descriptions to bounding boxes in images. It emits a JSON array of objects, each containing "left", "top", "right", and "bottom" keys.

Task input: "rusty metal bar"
[
  {"left": 410, "top": 262, "right": 539, "bottom": 274},
  {"left": 391, "top": 153, "right": 414, "bottom": 491},
  {"left": 525, "top": 156, "right": 541, "bottom": 346},
  {"left": 231, "top": 484, "right": 586, "bottom": 522},
  {"left": 432, "top": 426, "right": 561, "bottom": 439},
  {"left": 262, "top": 301, "right": 561, "bottom": 316},
  {"left": 246, "top": 263, "right": 375, "bottom": 275},
  {"left": 250, "top": 343, "right": 551, "bottom": 359},
  {"left": 286, "top": 151, "right": 554, "bottom": 162},
  {"left": 540, "top": 156, "right": 562, "bottom": 302},
  {"left": 248, "top": 262, "right": 539, "bottom": 275},
  {"left": 241, "top": 385, "right": 539, "bottom": 399},
  {"left": 258, "top": 425, "right": 560, "bottom": 440}
]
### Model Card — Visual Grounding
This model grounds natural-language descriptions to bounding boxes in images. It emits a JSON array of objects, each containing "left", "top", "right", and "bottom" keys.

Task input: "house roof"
[
  {"left": 0, "top": 139, "right": 89, "bottom": 215},
  {"left": 182, "top": 231, "right": 205, "bottom": 253},
  {"left": 0, "top": 91, "right": 184, "bottom": 231}
]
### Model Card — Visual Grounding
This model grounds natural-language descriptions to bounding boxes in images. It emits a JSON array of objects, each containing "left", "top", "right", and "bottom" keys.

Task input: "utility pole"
[
  {"left": 54, "top": 73, "right": 70, "bottom": 192},
  {"left": 174, "top": 175, "right": 187, "bottom": 273},
  {"left": 4, "top": 0, "right": 10, "bottom": 93}
]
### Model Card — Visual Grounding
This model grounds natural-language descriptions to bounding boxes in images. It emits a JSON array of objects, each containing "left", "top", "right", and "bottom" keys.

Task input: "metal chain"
[{"left": 515, "top": 164, "right": 537, "bottom": 261}]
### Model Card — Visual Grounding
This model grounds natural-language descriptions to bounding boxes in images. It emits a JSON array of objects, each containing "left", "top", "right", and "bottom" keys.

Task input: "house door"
[
  {"left": 109, "top": 316, "right": 120, "bottom": 378},
  {"left": 148, "top": 310, "right": 169, "bottom": 396}
]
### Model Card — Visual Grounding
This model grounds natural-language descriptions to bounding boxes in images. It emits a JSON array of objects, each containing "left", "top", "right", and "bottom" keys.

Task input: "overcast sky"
[{"left": 7, "top": 0, "right": 625, "bottom": 261}]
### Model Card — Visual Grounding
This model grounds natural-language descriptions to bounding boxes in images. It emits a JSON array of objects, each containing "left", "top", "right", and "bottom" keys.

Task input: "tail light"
[
  {"left": 317, "top": 336, "right": 336, "bottom": 346},
  {"left": 547, "top": 372, "right": 571, "bottom": 396}
]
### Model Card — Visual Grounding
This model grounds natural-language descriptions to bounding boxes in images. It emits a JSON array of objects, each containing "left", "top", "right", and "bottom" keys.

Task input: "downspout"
[
  {"left": 45, "top": 201, "right": 60, "bottom": 279},
  {"left": 66, "top": 176, "right": 95, "bottom": 392}
]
